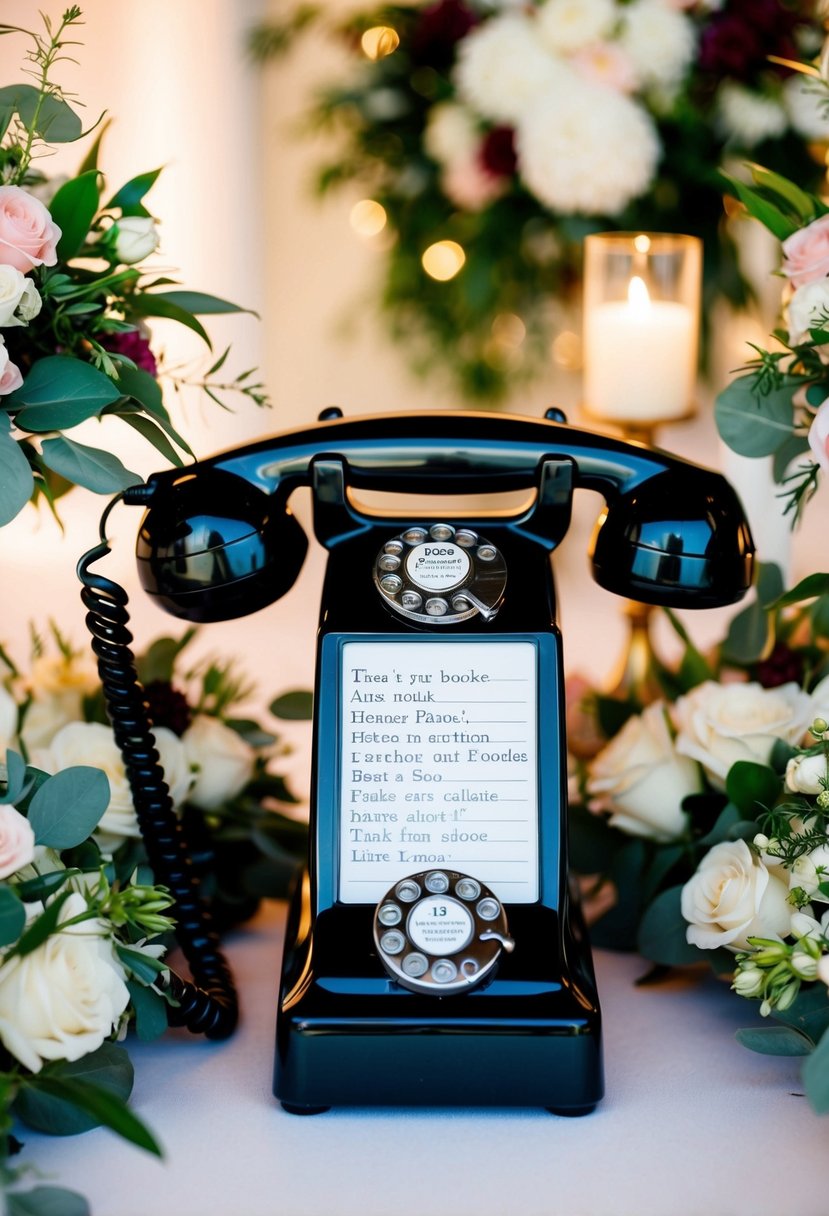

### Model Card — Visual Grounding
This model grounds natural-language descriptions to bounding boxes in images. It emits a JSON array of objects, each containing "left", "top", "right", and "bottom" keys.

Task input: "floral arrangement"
[
  {"left": 254, "top": 0, "right": 827, "bottom": 400},
  {"left": 0, "top": 625, "right": 308, "bottom": 1213},
  {"left": 0, "top": 6, "right": 266, "bottom": 529},
  {"left": 714, "top": 68, "right": 829, "bottom": 524},
  {"left": 568, "top": 562, "right": 829, "bottom": 1114}
]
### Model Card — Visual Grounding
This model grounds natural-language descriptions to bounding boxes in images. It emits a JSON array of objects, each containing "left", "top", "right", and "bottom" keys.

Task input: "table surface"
[{"left": 24, "top": 898, "right": 827, "bottom": 1216}]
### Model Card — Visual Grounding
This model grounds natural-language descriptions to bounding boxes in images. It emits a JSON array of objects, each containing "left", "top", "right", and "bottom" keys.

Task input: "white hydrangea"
[
  {"left": 424, "top": 102, "right": 480, "bottom": 166},
  {"left": 516, "top": 77, "right": 660, "bottom": 215},
  {"left": 620, "top": 0, "right": 696, "bottom": 92},
  {"left": 717, "top": 82, "right": 788, "bottom": 146},
  {"left": 784, "top": 74, "right": 829, "bottom": 142},
  {"left": 453, "top": 14, "right": 563, "bottom": 125},
  {"left": 535, "top": 0, "right": 617, "bottom": 54}
]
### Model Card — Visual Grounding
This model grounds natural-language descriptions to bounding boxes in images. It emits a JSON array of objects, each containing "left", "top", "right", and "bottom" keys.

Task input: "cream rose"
[
  {"left": 785, "top": 751, "right": 828, "bottom": 796},
  {"left": 787, "top": 279, "right": 829, "bottom": 348},
  {"left": 672, "top": 680, "right": 813, "bottom": 789},
  {"left": 0, "top": 804, "right": 35, "bottom": 879},
  {"left": 789, "top": 843, "right": 829, "bottom": 903},
  {"left": 42, "top": 721, "right": 191, "bottom": 842},
  {"left": 586, "top": 702, "right": 701, "bottom": 841},
  {"left": 0, "top": 265, "right": 36, "bottom": 327},
  {"left": 0, "top": 892, "right": 129, "bottom": 1072},
  {"left": 782, "top": 213, "right": 829, "bottom": 289},
  {"left": 182, "top": 715, "right": 255, "bottom": 811},
  {"left": 111, "top": 216, "right": 159, "bottom": 265},
  {"left": 0, "top": 185, "right": 61, "bottom": 274},
  {"left": 20, "top": 655, "right": 99, "bottom": 751},
  {"left": 681, "top": 839, "right": 792, "bottom": 952}
]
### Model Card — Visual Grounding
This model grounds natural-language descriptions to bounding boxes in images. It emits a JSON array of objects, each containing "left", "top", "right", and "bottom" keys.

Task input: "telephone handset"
[{"left": 81, "top": 408, "right": 754, "bottom": 1113}]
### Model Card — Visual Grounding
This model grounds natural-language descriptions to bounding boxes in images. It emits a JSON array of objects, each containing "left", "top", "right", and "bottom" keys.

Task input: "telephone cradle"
[{"left": 89, "top": 408, "right": 754, "bottom": 1115}]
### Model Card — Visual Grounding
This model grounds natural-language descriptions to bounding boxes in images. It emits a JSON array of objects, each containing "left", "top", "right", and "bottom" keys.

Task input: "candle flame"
[{"left": 628, "top": 275, "right": 651, "bottom": 311}]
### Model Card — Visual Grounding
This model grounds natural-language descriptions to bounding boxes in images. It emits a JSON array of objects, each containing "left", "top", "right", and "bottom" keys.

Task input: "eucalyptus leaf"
[
  {"left": 803, "top": 1025, "right": 829, "bottom": 1113},
  {"left": 48, "top": 171, "right": 101, "bottom": 261},
  {"left": 14, "top": 869, "right": 73, "bottom": 903},
  {"left": 270, "top": 689, "right": 314, "bottom": 720},
  {"left": 18, "top": 1074, "right": 160, "bottom": 1155},
  {"left": 6, "top": 1185, "right": 90, "bottom": 1216},
  {"left": 0, "top": 416, "right": 34, "bottom": 525},
  {"left": 772, "top": 982, "right": 829, "bottom": 1044},
  {"left": 0, "top": 84, "right": 82, "bottom": 143},
  {"left": 722, "top": 597, "right": 772, "bottom": 664},
  {"left": 698, "top": 802, "right": 742, "bottom": 847},
  {"left": 126, "top": 980, "right": 169, "bottom": 1042},
  {"left": 117, "top": 411, "right": 183, "bottom": 467},
  {"left": 9, "top": 357, "right": 121, "bottom": 431},
  {"left": 136, "top": 630, "right": 196, "bottom": 684},
  {"left": 715, "top": 374, "right": 797, "bottom": 457},
  {"left": 28, "top": 766, "right": 110, "bottom": 847},
  {"left": 1, "top": 749, "right": 27, "bottom": 805},
  {"left": 0, "top": 888, "right": 26, "bottom": 948},
  {"left": 637, "top": 885, "right": 702, "bottom": 967},
  {"left": 40, "top": 436, "right": 141, "bottom": 494},
  {"left": 735, "top": 1025, "right": 813, "bottom": 1056},
  {"left": 14, "top": 1042, "right": 133, "bottom": 1137}
]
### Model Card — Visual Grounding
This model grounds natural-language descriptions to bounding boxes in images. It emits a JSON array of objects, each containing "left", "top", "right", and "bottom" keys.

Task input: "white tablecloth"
[{"left": 24, "top": 899, "right": 826, "bottom": 1216}]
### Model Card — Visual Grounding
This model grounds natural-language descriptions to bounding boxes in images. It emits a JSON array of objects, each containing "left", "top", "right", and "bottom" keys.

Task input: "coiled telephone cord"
[{"left": 76, "top": 494, "right": 238, "bottom": 1039}]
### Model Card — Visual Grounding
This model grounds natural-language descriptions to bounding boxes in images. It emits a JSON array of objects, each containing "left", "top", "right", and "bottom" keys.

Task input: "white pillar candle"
[{"left": 584, "top": 276, "right": 696, "bottom": 422}]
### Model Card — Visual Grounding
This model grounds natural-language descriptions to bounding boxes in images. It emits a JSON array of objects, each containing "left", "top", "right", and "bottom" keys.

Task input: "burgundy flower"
[
  {"left": 754, "top": 642, "right": 805, "bottom": 690},
  {"left": 144, "top": 680, "right": 192, "bottom": 737},
  {"left": 698, "top": 0, "right": 801, "bottom": 82},
  {"left": 410, "top": 0, "right": 478, "bottom": 64},
  {"left": 480, "top": 126, "right": 517, "bottom": 180},
  {"left": 101, "top": 328, "right": 158, "bottom": 376}
]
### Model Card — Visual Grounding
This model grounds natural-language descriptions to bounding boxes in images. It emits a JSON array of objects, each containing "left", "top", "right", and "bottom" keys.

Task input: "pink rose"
[
  {"left": 0, "top": 185, "right": 61, "bottom": 274},
  {"left": 0, "top": 804, "right": 35, "bottom": 879},
  {"left": 808, "top": 397, "right": 829, "bottom": 473},
  {"left": 782, "top": 214, "right": 829, "bottom": 289}
]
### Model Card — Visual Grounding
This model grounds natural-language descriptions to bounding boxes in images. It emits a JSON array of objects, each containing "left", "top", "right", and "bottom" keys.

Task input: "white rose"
[
  {"left": 587, "top": 702, "right": 700, "bottom": 841},
  {"left": 424, "top": 103, "right": 480, "bottom": 167},
  {"left": 790, "top": 842, "right": 829, "bottom": 903},
  {"left": 43, "top": 721, "right": 191, "bottom": 842},
  {"left": 673, "top": 680, "right": 813, "bottom": 790},
  {"left": 681, "top": 839, "right": 792, "bottom": 952},
  {"left": 453, "top": 14, "right": 564, "bottom": 125},
  {"left": 182, "top": 715, "right": 255, "bottom": 811},
  {"left": 516, "top": 78, "right": 659, "bottom": 215},
  {"left": 620, "top": 0, "right": 696, "bottom": 92},
  {"left": 0, "top": 265, "right": 34, "bottom": 327},
  {"left": 784, "top": 74, "right": 829, "bottom": 142},
  {"left": 112, "top": 216, "right": 160, "bottom": 265},
  {"left": 0, "top": 804, "right": 35, "bottom": 879},
  {"left": 785, "top": 751, "right": 828, "bottom": 795},
  {"left": 786, "top": 279, "right": 829, "bottom": 347},
  {"left": 20, "top": 655, "right": 99, "bottom": 751},
  {"left": 0, "top": 892, "right": 129, "bottom": 1072},
  {"left": 536, "top": 0, "right": 616, "bottom": 54}
]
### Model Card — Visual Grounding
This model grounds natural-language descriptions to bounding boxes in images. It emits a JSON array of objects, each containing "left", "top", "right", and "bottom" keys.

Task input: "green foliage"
[
  {"left": 49, "top": 171, "right": 102, "bottom": 261},
  {"left": 7, "top": 357, "right": 121, "bottom": 431},
  {"left": 39, "top": 436, "right": 141, "bottom": 495},
  {"left": 735, "top": 1025, "right": 813, "bottom": 1056},
  {"left": 13, "top": 1043, "right": 133, "bottom": 1137},
  {"left": 637, "top": 886, "right": 706, "bottom": 967},
  {"left": 714, "top": 373, "right": 798, "bottom": 458},
  {"left": 803, "top": 1026, "right": 829, "bottom": 1112},
  {"left": 6, "top": 1186, "right": 90, "bottom": 1216},
  {"left": 725, "top": 762, "right": 782, "bottom": 818},
  {"left": 269, "top": 690, "right": 314, "bottom": 720},
  {"left": 0, "top": 414, "right": 34, "bottom": 527},
  {"left": 27, "top": 767, "right": 110, "bottom": 848}
]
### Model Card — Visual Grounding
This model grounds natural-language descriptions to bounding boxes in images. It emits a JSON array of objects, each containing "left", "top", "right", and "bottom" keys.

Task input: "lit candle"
[{"left": 583, "top": 275, "right": 695, "bottom": 422}]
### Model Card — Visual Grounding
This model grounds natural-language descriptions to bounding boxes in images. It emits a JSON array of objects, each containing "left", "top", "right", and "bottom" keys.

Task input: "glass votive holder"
[{"left": 582, "top": 232, "right": 702, "bottom": 427}]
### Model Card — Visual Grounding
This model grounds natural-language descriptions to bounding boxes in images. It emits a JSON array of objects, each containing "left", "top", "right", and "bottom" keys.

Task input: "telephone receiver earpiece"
[
  {"left": 128, "top": 410, "right": 754, "bottom": 621},
  {"left": 135, "top": 467, "right": 308, "bottom": 622},
  {"left": 590, "top": 466, "right": 754, "bottom": 608}
]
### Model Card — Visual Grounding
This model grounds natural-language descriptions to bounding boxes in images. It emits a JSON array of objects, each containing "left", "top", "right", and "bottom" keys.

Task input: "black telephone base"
[{"left": 274, "top": 872, "right": 603, "bottom": 1112}]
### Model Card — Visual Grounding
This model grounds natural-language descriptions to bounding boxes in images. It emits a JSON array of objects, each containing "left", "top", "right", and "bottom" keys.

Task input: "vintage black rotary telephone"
[{"left": 78, "top": 408, "right": 754, "bottom": 1113}]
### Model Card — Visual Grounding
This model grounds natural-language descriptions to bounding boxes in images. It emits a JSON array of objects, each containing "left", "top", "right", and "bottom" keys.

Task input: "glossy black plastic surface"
[{"left": 130, "top": 410, "right": 754, "bottom": 618}]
